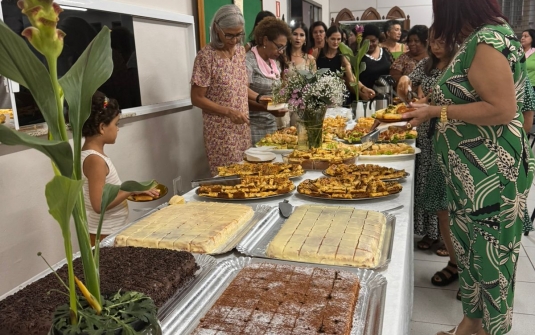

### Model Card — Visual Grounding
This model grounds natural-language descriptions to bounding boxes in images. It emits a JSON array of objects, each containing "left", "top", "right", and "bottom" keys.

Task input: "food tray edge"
[{"left": 161, "top": 256, "right": 387, "bottom": 335}]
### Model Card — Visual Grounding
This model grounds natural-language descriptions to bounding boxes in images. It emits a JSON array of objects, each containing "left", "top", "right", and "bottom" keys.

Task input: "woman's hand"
[
  {"left": 397, "top": 76, "right": 412, "bottom": 98},
  {"left": 402, "top": 103, "right": 441, "bottom": 128},
  {"left": 226, "top": 107, "right": 250, "bottom": 124},
  {"left": 133, "top": 188, "right": 161, "bottom": 198},
  {"left": 359, "top": 86, "right": 375, "bottom": 100}
]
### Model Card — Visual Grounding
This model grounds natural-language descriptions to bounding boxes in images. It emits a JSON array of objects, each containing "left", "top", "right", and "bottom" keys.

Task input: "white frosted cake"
[
  {"left": 267, "top": 205, "right": 387, "bottom": 267},
  {"left": 115, "top": 202, "right": 254, "bottom": 253}
]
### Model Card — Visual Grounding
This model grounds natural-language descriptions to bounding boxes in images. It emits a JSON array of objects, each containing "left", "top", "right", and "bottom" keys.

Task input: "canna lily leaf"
[
  {"left": 359, "top": 62, "right": 367, "bottom": 74},
  {"left": 357, "top": 39, "right": 370, "bottom": 62},
  {"left": 93, "top": 180, "right": 157, "bottom": 267},
  {"left": 0, "top": 125, "right": 73, "bottom": 177},
  {"left": 45, "top": 175, "right": 83, "bottom": 236},
  {"left": 338, "top": 42, "right": 354, "bottom": 57},
  {"left": 59, "top": 27, "right": 113, "bottom": 181},
  {"left": 0, "top": 21, "right": 62, "bottom": 140}
]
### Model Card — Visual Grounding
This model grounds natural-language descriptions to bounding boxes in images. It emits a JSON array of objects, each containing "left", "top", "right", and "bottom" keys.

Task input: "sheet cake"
[
  {"left": 267, "top": 205, "right": 387, "bottom": 267},
  {"left": 114, "top": 202, "right": 254, "bottom": 253},
  {"left": 193, "top": 262, "right": 360, "bottom": 335}
]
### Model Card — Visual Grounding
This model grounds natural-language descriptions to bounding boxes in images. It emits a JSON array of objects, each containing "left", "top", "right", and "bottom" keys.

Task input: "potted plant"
[
  {"left": 272, "top": 68, "right": 347, "bottom": 149},
  {"left": 0, "top": 1, "right": 160, "bottom": 333}
]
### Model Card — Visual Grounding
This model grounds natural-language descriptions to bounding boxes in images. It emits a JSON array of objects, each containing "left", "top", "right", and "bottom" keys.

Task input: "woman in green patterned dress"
[{"left": 403, "top": 1, "right": 535, "bottom": 334}]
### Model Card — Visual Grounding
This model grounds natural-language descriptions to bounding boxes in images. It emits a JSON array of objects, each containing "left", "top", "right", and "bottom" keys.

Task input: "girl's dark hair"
[
  {"left": 82, "top": 91, "right": 121, "bottom": 137},
  {"left": 408, "top": 25, "right": 429, "bottom": 46},
  {"left": 431, "top": 0, "right": 506, "bottom": 50},
  {"left": 286, "top": 21, "right": 310, "bottom": 59},
  {"left": 309, "top": 21, "right": 328, "bottom": 48},
  {"left": 362, "top": 24, "right": 381, "bottom": 40},
  {"left": 523, "top": 29, "right": 535, "bottom": 48},
  {"left": 248, "top": 11, "right": 275, "bottom": 46}
]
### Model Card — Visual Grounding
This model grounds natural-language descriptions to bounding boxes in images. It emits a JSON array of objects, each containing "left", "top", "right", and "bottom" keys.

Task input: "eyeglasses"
[
  {"left": 270, "top": 40, "right": 287, "bottom": 52},
  {"left": 222, "top": 32, "right": 245, "bottom": 40}
]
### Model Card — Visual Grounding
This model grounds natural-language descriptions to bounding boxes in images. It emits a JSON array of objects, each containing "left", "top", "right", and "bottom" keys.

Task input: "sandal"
[
  {"left": 417, "top": 236, "right": 438, "bottom": 250},
  {"left": 431, "top": 261, "right": 459, "bottom": 287},
  {"left": 436, "top": 243, "right": 449, "bottom": 257}
]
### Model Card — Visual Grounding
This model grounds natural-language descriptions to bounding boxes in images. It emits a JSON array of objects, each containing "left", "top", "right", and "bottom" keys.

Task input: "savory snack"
[
  {"left": 355, "top": 143, "right": 416, "bottom": 155},
  {"left": 297, "top": 175, "right": 402, "bottom": 199},
  {"left": 343, "top": 118, "right": 417, "bottom": 143},
  {"left": 115, "top": 202, "right": 255, "bottom": 253},
  {"left": 197, "top": 176, "right": 295, "bottom": 199},
  {"left": 374, "top": 104, "right": 415, "bottom": 121},
  {"left": 218, "top": 162, "right": 304, "bottom": 178},
  {"left": 0, "top": 114, "right": 5, "bottom": 124},
  {"left": 325, "top": 163, "right": 407, "bottom": 180},
  {"left": 267, "top": 205, "right": 388, "bottom": 267},
  {"left": 168, "top": 195, "right": 186, "bottom": 205},
  {"left": 256, "top": 127, "right": 298, "bottom": 149},
  {"left": 194, "top": 262, "right": 360, "bottom": 335},
  {"left": 284, "top": 148, "right": 359, "bottom": 170},
  {"left": 323, "top": 115, "right": 348, "bottom": 137}
]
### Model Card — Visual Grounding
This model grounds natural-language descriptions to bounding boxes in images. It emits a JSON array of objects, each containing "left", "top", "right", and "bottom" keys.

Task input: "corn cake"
[
  {"left": 267, "top": 205, "right": 387, "bottom": 267},
  {"left": 193, "top": 262, "right": 360, "bottom": 335},
  {"left": 115, "top": 202, "right": 254, "bottom": 253}
]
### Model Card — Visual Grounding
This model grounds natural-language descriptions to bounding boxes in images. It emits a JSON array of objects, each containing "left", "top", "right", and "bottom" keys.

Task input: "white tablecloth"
[{"left": 183, "top": 155, "right": 416, "bottom": 335}]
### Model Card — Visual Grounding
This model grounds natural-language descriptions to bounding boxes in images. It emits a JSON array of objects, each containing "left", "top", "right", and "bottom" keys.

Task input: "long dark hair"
[
  {"left": 431, "top": 0, "right": 506, "bottom": 49},
  {"left": 320, "top": 25, "right": 344, "bottom": 57},
  {"left": 523, "top": 29, "right": 535, "bottom": 48},
  {"left": 286, "top": 21, "right": 309, "bottom": 59},
  {"left": 309, "top": 21, "right": 328, "bottom": 49},
  {"left": 424, "top": 40, "right": 458, "bottom": 76},
  {"left": 247, "top": 10, "right": 275, "bottom": 46}
]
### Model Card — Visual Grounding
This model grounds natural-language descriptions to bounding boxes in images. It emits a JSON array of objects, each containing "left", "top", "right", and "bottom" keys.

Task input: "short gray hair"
[{"left": 209, "top": 4, "right": 245, "bottom": 49}]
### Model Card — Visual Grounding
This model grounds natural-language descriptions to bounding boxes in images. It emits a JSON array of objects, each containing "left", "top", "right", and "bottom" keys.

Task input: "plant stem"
[
  {"left": 61, "top": 228, "right": 78, "bottom": 325},
  {"left": 46, "top": 55, "right": 68, "bottom": 142},
  {"left": 72, "top": 204, "right": 101, "bottom": 305}
]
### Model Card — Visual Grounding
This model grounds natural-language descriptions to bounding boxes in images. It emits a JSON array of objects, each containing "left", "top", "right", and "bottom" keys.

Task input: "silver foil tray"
[
  {"left": 161, "top": 257, "right": 387, "bottom": 335},
  {"left": 236, "top": 206, "right": 396, "bottom": 270},
  {"left": 100, "top": 203, "right": 277, "bottom": 255},
  {"left": 0, "top": 251, "right": 217, "bottom": 324}
]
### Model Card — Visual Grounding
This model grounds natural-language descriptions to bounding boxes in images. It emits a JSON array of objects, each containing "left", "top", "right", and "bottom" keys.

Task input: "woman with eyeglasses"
[
  {"left": 308, "top": 21, "right": 328, "bottom": 59},
  {"left": 246, "top": 17, "right": 292, "bottom": 144},
  {"left": 190, "top": 5, "right": 252, "bottom": 176},
  {"left": 390, "top": 25, "right": 429, "bottom": 88}
]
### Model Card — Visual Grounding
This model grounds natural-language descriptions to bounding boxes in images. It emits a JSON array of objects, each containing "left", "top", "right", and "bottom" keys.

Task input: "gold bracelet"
[{"left": 440, "top": 106, "right": 448, "bottom": 123}]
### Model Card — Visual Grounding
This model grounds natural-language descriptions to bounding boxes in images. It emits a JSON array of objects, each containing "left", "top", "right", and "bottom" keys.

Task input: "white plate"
[
  {"left": 267, "top": 103, "right": 288, "bottom": 110},
  {"left": 358, "top": 147, "right": 421, "bottom": 160}
]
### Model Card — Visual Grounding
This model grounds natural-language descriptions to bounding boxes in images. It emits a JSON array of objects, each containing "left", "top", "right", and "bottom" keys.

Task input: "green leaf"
[
  {"left": 338, "top": 42, "right": 354, "bottom": 57},
  {"left": 359, "top": 62, "right": 367, "bottom": 74},
  {"left": 45, "top": 175, "right": 83, "bottom": 237},
  {"left": 0, "top": 125, "right": 73, "bottom": 177},
  {"left": 357, "top": 39, "right": 370, "bottom": 62},
  {"left": 59, "top": 27, "right": 113, "bottom": 181},
  {"left": 0, "top": 21, "right": 63, "bottom": 140}
]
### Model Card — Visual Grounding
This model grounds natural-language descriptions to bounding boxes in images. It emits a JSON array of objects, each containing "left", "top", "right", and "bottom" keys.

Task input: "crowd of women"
[{"left": 189, "top": 1, "right": 535, "bottom": 334}]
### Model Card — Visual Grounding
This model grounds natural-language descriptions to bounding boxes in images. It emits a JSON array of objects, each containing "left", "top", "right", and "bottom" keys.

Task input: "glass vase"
[{"left": 297, "top": 106, "right": 327, "bottom": 149}]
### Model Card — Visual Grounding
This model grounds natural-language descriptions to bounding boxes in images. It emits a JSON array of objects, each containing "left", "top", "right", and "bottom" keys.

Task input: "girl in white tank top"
[{"left": 81, "top": 92, "right": 159, "bottom": 245}]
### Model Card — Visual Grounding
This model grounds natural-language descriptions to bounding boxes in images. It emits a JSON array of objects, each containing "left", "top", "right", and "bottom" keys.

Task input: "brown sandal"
[
  {"left": 431, "top": 261, "right": 458, "bottom": 287},
  {"left": 436, "top": 243, "right": 449, "bottom": 257},
  {"left": 417, "top": 236, "right": 438, "bottom": 250}
]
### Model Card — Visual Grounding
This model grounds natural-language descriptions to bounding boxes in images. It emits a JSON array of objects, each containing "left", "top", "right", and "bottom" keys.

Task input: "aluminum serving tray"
[
  {"left": 0, "top": 250, "right": 217, "bottom": 323},
  {"left": 236, "top": 206, "right": 396, "bottom": 270},
  {"left": 101, "top": 203, "right": 277, "bottom": 255},
  {"left": 161, "top": 257, "right": 387, "bottom": 335}
]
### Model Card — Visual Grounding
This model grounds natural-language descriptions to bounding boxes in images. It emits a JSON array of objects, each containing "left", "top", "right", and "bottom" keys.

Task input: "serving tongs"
[
  {"left": 360, "top": 119, "right": 410, "bottom": 143},
  {"left": 191, "top": 175, "right": 241, "bottom": 188}
]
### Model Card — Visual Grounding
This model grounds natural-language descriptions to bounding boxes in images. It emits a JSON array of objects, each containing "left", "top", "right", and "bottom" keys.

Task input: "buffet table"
[{"left": 182, "top": 155, "right": 416, "bottom": 335}]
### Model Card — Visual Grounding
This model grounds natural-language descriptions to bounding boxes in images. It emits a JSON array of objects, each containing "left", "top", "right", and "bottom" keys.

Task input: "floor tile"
[
  {"left": 414, "top": 259, "right": 458, "bottom": 291},
  {"left": 516, "top": 256, "right": 535, "bottom": 283},
  {"left": 508, "top": 313, "right": 535, "bottom": 334},
  {"left": 410, "top": 321, "right": 456, "bottom": 335},
  {"left": 519, "top": 245, "right": 527, "bottom": 257},
  {"left": 521, "top": 234, "right": 535, "bottom": 248},
  {"left": 524, "top": 246, "right": 535, "bottom": 264},
  {"left": 412, "top": 287, "right": 464, "bottom": 325},
  {"left": 512, "top": 282, "right": 535, "bottom": 315}
]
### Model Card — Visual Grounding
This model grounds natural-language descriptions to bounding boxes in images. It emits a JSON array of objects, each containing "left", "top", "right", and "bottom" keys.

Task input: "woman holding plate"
[{"left": 403, "top": 0, "right": 535, "bottom": 334}]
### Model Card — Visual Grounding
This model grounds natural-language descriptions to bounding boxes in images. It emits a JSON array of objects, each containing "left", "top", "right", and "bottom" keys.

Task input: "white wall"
[
  {"left": 263, "top": 0, "right": 330, "bottom": 27},
  {"left": 329, "top": 0, "right": 433, "bottom": 28},
  {"left": 0, "top": 0, "right": 210, "bottom": 297}
]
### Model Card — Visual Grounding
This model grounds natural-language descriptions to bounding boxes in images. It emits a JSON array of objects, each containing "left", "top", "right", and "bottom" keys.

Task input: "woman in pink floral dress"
[{"left": 191, "top": 5, "right": 251, "bottom": 175}]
